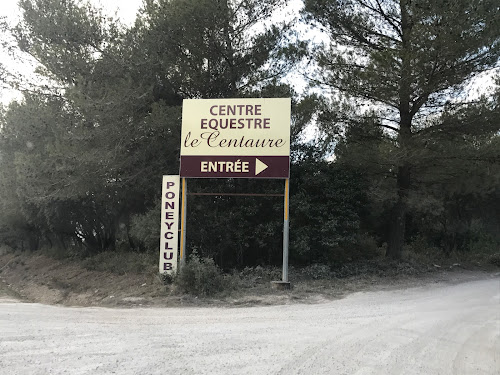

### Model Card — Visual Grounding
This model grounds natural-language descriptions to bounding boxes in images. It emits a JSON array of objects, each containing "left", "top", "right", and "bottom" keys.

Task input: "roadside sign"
[
  {"left": 180, "top": 98, "right": 291, "bottom": 178},
  {"left": 159, "top": 175, "right": 180, "bottom": 275}
]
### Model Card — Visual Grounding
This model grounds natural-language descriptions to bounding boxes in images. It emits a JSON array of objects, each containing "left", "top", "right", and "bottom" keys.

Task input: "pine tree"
[{"left": 303, "top": 0, "right": 500, "bottom": 258}]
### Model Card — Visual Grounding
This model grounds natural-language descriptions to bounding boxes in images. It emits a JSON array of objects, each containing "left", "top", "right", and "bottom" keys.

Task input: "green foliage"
[
  {"left": 183, "top": 178, "right": 283, "bottom": 269},
  {"left": 136, "top": 0, "right": 289, "bottom": 98},
  {"left": 304, "top": 0, "right": 500, "bottom": 107},
  {"left": 488, "top": 253, "right": 500, "bottom": 267},
  {"left": 290, "top": 148, "right": 372, "bottom": 264},
  {"left": 238, "top": 265, "right": 281, "bottom": 281},
  {"left": 402, "top": 235, "right": 442, "bottom": 264},
  {"left": 174, "top": 252, "right": 229, "bottom": 296},
  {"left": 0, "top": 0, "right": 290, "bottom": 258},
  {"left": 15, "top": 0, "right": 119, "bottom": 84},
  {"left": 469, "top": 230, "right": 500, "bottom": 256},
  {"left": 303, "top": 0, "right": 500, "bottom": 258},
  {"left": 300, "top": 263, "right": 331, "bottom": 280},
  {"left": 129, "top": 202, "right": 161, "bottom": 252},
  {"left": 1, "top": 0, "right": 498, "bottom": 275}
]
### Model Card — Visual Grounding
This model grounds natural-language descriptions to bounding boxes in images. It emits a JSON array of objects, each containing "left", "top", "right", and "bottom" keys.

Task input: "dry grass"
[{"left": 0, "top": 248, "right": 498, "bottom": 307}]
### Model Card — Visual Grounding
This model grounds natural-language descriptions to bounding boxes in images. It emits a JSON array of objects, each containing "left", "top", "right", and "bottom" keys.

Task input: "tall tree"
[
  {"left": 303, "top": 0, "right": 500, "bottom": 257},
  {"left": 134, "top": 0, "right": 290, "bottom": 99},
  {"left": 1, "top": 0, "right": 294, "bottom": 255}
]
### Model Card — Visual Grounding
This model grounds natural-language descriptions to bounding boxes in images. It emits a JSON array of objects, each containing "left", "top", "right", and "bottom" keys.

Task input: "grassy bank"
[{"left": 0, "top": 245, "right": 498, "bottom": 307}]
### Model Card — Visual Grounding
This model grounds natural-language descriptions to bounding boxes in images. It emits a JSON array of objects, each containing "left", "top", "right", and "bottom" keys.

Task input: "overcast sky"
[
  {"left": 1, "top": 0, "right": 494, "bottom": 106},
  {"left": 0, "top": 0, "right": 141, "bottom": 24}
]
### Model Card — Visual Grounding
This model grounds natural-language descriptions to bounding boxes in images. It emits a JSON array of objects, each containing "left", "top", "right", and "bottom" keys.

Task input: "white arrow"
[{"left": 255, "top": 158, "right": 269, "bottom": 175}]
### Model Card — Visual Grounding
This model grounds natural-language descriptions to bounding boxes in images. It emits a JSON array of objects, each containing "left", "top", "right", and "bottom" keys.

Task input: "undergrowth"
[
  {"left": 83, "top": 251, "right": 157, "bottom": 275},
  {"left": 2, "top": 240, "right": 498, "bottom": 300},
  {"left": 173, "top": 252, "right": 232, "bottom": 296}
]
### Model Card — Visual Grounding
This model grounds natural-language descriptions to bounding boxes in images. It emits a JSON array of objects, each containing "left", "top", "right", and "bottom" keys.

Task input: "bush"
[
  {"left": 40, "top": 245, "right": 72, "bottom": 260},
  {"left": 174, "top": 252, "right": 229, "bottom": 296},
  {"left": 300, "top": 263, "right": 331, "bottom": 279},
  {"left": 402, "top": 235, "right": 443, "bottom": 261},
  {"left": 239, "top": 265, "right": 281, "bottom": 280},
  {"left": 488, "top": 253, "right": 500, "bottom": 267},
  {"left": 129, "top": 203, "right": 161, "bottom": 252},
  {"left": 290, "top": 158, "right": 370, "bottom": 265},
  {"left": 469, "top": 230, "right": 500, "bottom": 255},
  {"left": 329, "top": 233, "right": 382, "bottom": 263},
  {"left": 0, "top": 244, "right": 14, "bottom": 256}
]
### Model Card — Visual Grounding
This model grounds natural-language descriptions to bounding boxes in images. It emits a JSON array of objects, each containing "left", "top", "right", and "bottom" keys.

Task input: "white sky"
[
  {"left": 88, "top": 0, "right": 141, "bottom": 25},
  {"left": 1, "top": 0, "right": 495, "bottom": 107},
  {"left": 0, "top": 0, "right": 140, "bottom": 25}
]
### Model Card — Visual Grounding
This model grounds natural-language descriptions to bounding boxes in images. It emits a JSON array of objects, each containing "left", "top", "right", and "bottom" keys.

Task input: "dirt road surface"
[{"left": 1, "top": 276, "right": 499, "bottom": 375}]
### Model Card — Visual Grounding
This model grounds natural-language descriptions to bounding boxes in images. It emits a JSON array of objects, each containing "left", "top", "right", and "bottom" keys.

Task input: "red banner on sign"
[{"left": 180, "top": 156, "right": 289, "bottom": 179}]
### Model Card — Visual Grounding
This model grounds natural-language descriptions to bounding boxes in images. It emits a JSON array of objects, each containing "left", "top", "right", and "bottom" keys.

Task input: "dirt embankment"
[
  {"left": 0, "top": 250, "right": 498, "bottom": 308},
  {"left": 0, "top": 251, "right": 164, "bottom": 306}
]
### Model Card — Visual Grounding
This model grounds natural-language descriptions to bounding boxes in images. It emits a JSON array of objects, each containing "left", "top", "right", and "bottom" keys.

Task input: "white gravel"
[{"left": 1, "top": 276, "right": 499, "bottom": 375}]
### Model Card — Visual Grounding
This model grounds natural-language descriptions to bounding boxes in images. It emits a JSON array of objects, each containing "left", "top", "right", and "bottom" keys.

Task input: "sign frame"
[{"left": 180, "top": 98, "right": 291, "bottom": 179}]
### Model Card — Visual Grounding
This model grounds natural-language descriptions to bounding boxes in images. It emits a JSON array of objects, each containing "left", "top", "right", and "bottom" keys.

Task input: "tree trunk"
[
  {"left": 387, "top": 165, "right": 410, "bottom": 258},
  {"left": 387, "top": 0, "right": 413, "bottom": 259}
]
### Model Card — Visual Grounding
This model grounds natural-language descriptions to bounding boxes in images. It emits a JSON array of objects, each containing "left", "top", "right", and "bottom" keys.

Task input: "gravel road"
[{"left": 1, "top": 276, "right": 499, "bottom": 375}]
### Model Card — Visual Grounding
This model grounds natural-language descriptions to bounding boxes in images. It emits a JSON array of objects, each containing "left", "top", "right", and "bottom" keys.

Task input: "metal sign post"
[
  {"left": 282, "top": 178, "right": 290, "bottom": 283},
  {"left": 180, "top": 178, "right": 187, "bottom": 268}
]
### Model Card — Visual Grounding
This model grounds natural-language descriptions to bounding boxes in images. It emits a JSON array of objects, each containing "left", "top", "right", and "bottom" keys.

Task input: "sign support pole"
[
  {"left": 180, "top": 178, "right": 187, "bottom": 271},
  {"left": 282, "top": 178, "right": 290, "bottom": 283},
  {"left": 178, "top": 98, "right": 292, "bottom": 287}
]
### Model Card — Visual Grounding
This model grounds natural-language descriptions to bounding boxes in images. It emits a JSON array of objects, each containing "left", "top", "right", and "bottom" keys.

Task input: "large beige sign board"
[
  {"left": 180, "top": 98, "right": 291, "bottom": 178},
  {"left": 159, "top": 175, "right": 180, "bottom": 274}
]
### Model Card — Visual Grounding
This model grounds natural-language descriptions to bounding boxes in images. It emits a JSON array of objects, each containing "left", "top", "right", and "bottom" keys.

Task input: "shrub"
[
  {"left": 469, "top": 230, "right": 500, "bottom": 255},
  {"left": 402, "top": 234, "right": 443, "bottom": 258},
  {"left": 488, "top": 253, "right": 500, "bottom": 267},
  {"left": 332, "top": 233, "right": 382, "bottom": 263},
  {"left": 290, "top": 159, "right": 370, "bottom": 265},
  {"left": 300, "top": 263, "right": 331, "bottom": 279},
  {"left": 0, "top": 244, "right": 14, "bottom": 256},
  {"left": 129, "top": 203, "right": 161, "bottom": 252},
  {"left": 174, "top": 252, "right": 228, "bottom": 296},
  {"left": 239, "top": 265, "right": 281, "bottom": 281}
]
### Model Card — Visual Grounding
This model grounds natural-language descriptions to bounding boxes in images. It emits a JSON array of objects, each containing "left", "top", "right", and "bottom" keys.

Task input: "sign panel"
[
  {"left": 159, "top": 175, "right": 180, "bottom": 275},
  {"left": 180, "top": 98, "right": 291, "bottom": 178}
]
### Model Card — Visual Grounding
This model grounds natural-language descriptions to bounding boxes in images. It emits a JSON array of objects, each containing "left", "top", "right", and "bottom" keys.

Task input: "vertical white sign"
[{"left": 159, "top": 175, "right": 180, "bottom": 274}]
